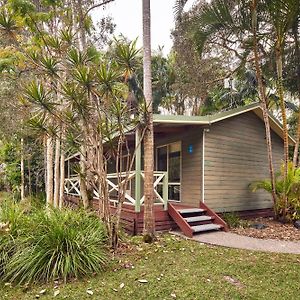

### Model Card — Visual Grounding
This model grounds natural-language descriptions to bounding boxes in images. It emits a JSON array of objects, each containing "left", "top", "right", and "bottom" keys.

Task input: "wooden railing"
[
  {"left": 64, "top": 177, "right": 81, "bottom": 197},
  {"left": 64, "top": 171, "right": 169, "bottom": 210}
]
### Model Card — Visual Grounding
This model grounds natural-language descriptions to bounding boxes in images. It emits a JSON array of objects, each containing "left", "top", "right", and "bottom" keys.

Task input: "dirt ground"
[{"left": 232, "top": 217, "right": 300, "bottom": 241}]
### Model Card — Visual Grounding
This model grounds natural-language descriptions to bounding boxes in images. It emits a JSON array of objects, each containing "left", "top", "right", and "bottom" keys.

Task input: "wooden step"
[
  {"left": 184, "top": 215, "right": 213, "bottom": 223},
  {"left": 178, "top": 208, "right": 205, "bottom": 214},
  {"left": 191, "top": 224, "right": 222, "bottom": 233}
]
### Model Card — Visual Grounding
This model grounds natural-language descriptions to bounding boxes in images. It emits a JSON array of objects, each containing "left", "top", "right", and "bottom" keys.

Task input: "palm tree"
[
  {"left": 174, "top": 0, "right": 278, "bottom": 205},
  {"left": 250, "top": 0, "right": 277, "bottom": 207},
  {"left": 291, "top": 18, "right": 300, "bottom": 167},
  {"left": 142, "top": 0, "right": 155, "bottom": 242},
  {"left": 265, "top": 0, "right": 299, "bottom": 216}
]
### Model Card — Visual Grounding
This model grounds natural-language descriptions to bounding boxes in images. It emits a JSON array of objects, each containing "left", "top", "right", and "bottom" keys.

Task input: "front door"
[{"left": 156, "top": 141, "right": 181, "bottom": 201}]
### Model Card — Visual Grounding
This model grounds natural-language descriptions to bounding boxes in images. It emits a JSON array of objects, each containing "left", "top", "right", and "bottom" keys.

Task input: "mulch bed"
[{"left": 232, "top": 217, "right": 300, "bottom": 242}]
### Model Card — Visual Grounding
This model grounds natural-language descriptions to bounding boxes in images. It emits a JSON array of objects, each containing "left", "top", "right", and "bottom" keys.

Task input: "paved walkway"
[{"left": 171, "top": 231, "right": 300, "bottom": 254}]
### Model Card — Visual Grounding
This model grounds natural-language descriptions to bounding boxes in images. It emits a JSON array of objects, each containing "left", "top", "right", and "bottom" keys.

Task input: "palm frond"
[{"left": 173, "top": 0, "right": 189, "bottom": 21}]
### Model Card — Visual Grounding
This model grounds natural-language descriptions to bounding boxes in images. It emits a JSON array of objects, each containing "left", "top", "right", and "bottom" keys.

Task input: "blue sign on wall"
[{"left": 188, "top": 144, "right": 193, "bottom": 154}]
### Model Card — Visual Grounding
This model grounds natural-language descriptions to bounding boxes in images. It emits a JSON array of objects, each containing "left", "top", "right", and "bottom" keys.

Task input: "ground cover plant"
[
  {"left": 0, "top": 198, "right": 108, "bottom": 285},
  {"left": 0, "top": 234, "right": 299, "bottom": 300}
]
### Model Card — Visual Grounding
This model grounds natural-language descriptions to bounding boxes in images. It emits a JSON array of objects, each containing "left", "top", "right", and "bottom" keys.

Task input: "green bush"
[
  {"left": 251, "top": 162, "right": 300, "bottom": 221},
  {"left": 222, "top": 212, "right": 242, "bottom": 228},
  {"left": 0, "top": 199, "right": 25, "bottom": 276},
  {"left": 0, "top": 199, "right": 108, "bottom": 285}
]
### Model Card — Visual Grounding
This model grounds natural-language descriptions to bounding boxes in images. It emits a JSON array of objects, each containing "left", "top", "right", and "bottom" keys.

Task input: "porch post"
[
  {"left": 135, "top": 128, "right": 142, "bottom": 212},
  {"left": 163, "top": 172, "right": 168, "bottom": 210}
]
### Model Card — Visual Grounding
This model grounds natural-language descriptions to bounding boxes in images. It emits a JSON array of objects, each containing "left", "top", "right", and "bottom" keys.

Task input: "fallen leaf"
[
  {"left": 223, "top": 275, "right": 244, "bottom": 288},
  {"left": 171, "top": 293, "right": 176, "bottom": 298},
  {"left": 39, "top": 289, "right": 47, "bottom": 295},
  {"left": 138, "top": 279, "right": 148, "bottom": 283},
  {"left": 119, "top": 283, "right": 125, "bottom": 289},
  {"left": 86, "top": 289, "right": 94, "bottom": 295},
  {"left": 54, "top": 290, "right": 60, "bottom": 297}
]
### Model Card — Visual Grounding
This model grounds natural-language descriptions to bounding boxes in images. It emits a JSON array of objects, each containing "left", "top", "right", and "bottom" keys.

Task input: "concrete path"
[{"left": 171, "top": 231, "right": 300, "bottom": 254}]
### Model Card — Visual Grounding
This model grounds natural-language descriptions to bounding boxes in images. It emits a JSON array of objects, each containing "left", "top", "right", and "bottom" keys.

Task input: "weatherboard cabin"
[{"left": 64, "top": 103, "right": 293, "bottom": 237}]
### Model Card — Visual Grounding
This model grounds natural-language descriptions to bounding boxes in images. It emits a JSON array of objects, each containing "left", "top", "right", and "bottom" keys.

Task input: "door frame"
[{"left": 156, "top": 141, "right": 182, "bottom": 202}]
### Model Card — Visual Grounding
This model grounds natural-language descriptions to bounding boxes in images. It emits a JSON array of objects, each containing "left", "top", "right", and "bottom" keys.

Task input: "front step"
[
  {"left": 191, "top": 224, "right": 221, "bottom": 233},
  {"left": 178, "top": 208, "right": 205, "bottom": 214},
  {"left": 184, "top": 215, "right": 213, "bottom": 223},
  {"left": 168, "top": 203, "right": 227, "bottom": 238}
]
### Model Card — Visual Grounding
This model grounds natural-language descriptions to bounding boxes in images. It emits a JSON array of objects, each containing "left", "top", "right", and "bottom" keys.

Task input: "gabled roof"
[
  {"left": 66, "top": 103, "right": 295, "bottom": 160},
  {"left": 153, "top": 102, "right": 295, "bottom": 145}
]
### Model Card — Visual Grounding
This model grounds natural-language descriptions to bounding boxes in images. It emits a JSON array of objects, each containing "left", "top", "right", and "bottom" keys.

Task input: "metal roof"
[
  {"left": 65, "top": 103, "right": 295, "bottom": 160},
  {"left": 153, "top": 102, "right": 295, "bottom": 145}
]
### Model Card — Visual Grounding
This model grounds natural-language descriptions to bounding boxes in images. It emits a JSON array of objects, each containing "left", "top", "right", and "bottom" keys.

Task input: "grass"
[{"left": 1, "top": 234, "right": 299, "bottom": 300}]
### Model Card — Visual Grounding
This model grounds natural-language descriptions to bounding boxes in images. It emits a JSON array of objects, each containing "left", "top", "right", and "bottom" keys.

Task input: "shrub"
[
  {"left": 251, "top": 162, "right": 300, "bottom": 221},
  {"left": 222, "top": 212, "right": 242, "bottom": 228},
  {"left": 0, "top": 200, "right": 108, "bottom": 285},
  {"left": 0, "top": 199, "right": 26, "bottom": 276},
  {"left": 0, "top": 198, "right": 27, "bottom": 234}
]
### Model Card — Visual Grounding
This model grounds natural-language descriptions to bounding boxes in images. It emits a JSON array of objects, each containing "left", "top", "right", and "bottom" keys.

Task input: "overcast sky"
[{"left": 92, "top": 0, "right": 195, "bottom": 55}]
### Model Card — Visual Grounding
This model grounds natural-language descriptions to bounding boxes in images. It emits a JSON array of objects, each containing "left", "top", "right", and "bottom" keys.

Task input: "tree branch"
[{"left": 83, "top": 0, "right": 115, "bottom": 21}]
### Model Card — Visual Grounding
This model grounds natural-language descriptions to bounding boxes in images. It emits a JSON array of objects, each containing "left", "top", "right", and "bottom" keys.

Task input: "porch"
[
  {"left": 63, "top": 121, "right": 227, "bottom": 236},
  {"left": 64, "top": 121, "right": 199, "bottom": 212}
]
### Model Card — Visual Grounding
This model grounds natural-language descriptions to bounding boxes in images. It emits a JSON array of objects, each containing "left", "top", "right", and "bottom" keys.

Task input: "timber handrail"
[
  {"left": 168, "top": 203, "right": 194, "bottom": 238},
  {"left": 200, "top": 202, "right": 229, "bottom": 231},
  {"left": 64, "top": 170, "right": 169, "bottom": 210}
]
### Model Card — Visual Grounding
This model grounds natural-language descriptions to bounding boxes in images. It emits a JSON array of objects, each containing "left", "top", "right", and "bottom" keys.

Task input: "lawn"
[{"left": 1, "top": 234, "right": 299, "bottom": 300}]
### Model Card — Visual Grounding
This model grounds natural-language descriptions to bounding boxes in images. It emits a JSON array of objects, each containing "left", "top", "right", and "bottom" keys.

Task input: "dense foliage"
[
  {"left": 0, "top": 138, "right": 44, "bottom": 198},
  {"left": 251, "top": 163, "right": 300, "bottom": 221},
  {"left": 0, "top": 199, "right": 108, "bottom": 285}
]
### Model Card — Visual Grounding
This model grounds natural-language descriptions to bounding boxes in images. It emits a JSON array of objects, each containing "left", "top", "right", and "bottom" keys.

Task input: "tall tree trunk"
[
  {"left": 275, "top": 44, "right": 289, "bottom": 218},
  {"left": 142, "top": 0, "right": 155, "bottom": 241},
  {"left": 53, "top": 136, "right": 61, "bottom": 208},
  {"left": 46, "top": 135, "right": 54, "bottom": 206},
  {"left": 43, "top": 135, "right": 47, "bottom": 195},
  {"left": 80, "top": 150, "right": 89, "bottom": 209},
  {"left": 75, "top": 0, "right": 90, "bottom": 207},
  {"left": 251, "top": 0, "right": 277, "bottom": 207},
  {"left": 20, "top": 137, "right": 25, "bottom": 201},
  {"left": 27, "top": 158, "right": 32, "bottom": 197},
  {"left": 292, "top": 25, "right": 300, "bottom": 167},
  {"left": 77, "top": 0, "right": 87, "bottom": 50},
  {"left": 59, "top": 127, "right": 65, "bottom": 209},
  {"left": 275, "top": 46, "right": 289, "bottom": 171}
]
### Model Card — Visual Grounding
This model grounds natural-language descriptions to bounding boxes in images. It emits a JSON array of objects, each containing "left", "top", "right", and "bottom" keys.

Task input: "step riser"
[{"left": 179, "top": 212, "right": 206, "bottom": 217}]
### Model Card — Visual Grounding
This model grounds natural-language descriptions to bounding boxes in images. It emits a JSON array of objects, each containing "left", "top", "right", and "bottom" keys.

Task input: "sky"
[{"left": 92, "top": 0, "right": 195, "bottom": 55}]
